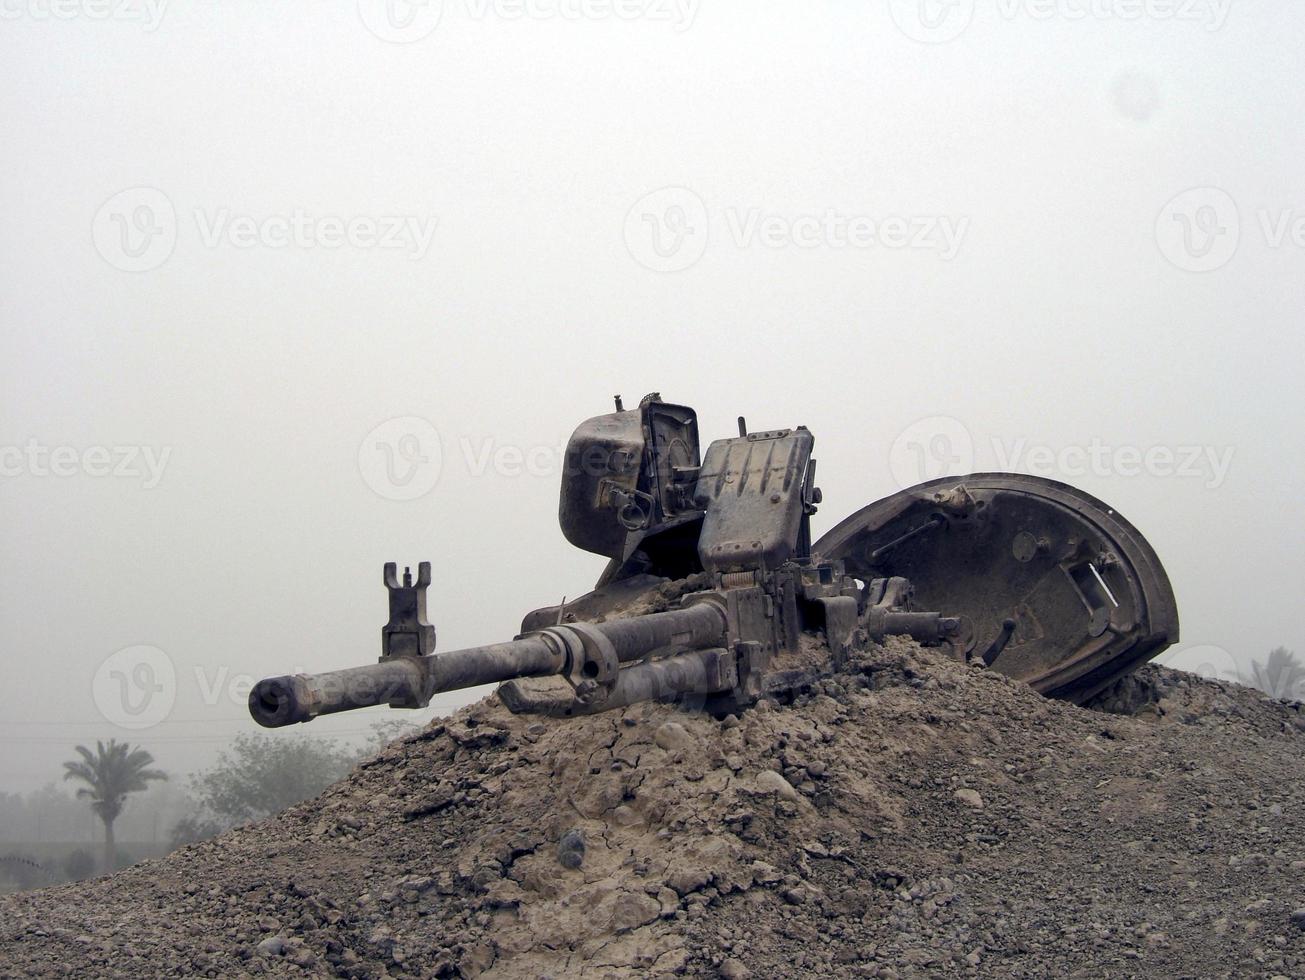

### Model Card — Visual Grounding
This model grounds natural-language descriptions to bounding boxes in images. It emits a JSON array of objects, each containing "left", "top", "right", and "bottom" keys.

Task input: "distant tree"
[
  {"left": 168, "top": 811, "right": 223, "bottom": 850},
  {"left": 62, "top": 740, "right": 167, "bottom": 874},
  {"left": 1251, "top": 647, "right": 1305, "bottom": 702},
  {"left": 62, "top": 848, "right": 96, "bottom": 882},
  {"left": 170, "top": 734, "right": 356, "bottom": 846},
  {"left": 361, "top": 718, "right": 420, "bottom": 756}
]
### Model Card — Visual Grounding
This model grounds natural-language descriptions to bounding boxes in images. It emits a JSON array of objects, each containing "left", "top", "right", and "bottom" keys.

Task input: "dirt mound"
[{"left": 3, "top": 640, "right": 1304, "bottom": 979}]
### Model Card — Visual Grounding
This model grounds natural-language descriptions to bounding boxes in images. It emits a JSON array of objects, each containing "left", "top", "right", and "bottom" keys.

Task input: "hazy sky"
[{"left": 2, "top": 1, "right": 1301, "bottom": 791}]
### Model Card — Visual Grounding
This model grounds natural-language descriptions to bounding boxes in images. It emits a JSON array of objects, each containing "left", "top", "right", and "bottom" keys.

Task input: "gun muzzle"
[{"left": 249, "top": 657, "right": 427, "bottom": 728}]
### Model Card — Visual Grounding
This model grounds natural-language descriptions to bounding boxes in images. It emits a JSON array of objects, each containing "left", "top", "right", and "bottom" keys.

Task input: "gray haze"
[{"left": 2, "top": 2, "right": 1302, "bottom": 792}]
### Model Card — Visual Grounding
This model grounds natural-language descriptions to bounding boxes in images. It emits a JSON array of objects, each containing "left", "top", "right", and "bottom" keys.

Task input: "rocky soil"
[{"left": 2, "top": 639, "right": 1304, "bottom": 979}]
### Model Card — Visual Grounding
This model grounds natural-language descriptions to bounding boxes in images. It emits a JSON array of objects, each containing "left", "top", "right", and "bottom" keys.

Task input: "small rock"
[
  {"left": 1291, "top": 908, "right": 1305, "bottom": 931},
  {"left": 613, "top": 804, "right": 641, "bottom": 827},
  {"left": 655, "top": 721, "right": 695, "bottom": 752},
  {"left": 558, "top": 829, "right": 586, "bottom": 869},
  {"left": 289, "top": 946, "right": 317, "bottom": 968},
  {"left": 954, "top": 788, "right": 984, "bottom": 809},
  {"left": 255, "top": 936, "right": 287, "bottom": 957},
  {"left": 754, "top": 770, "right": 799, "bottom": 801},
  {"left": 610, "top": 892, "right": 662, "bottom": 932},
  {"left": 459, "top": 942, "right": 496, "bottom": 977},
  {"left": 720, "top": 957, "right": 750, "bottom": 979},
  {"left": 667, "top": 867, "right": 712, "bottom": 897},
  {"left": 781, "top": 886, "right": 807, "bottom": 905},
  {"left": 750, "top": 861, "right": 782, "bottom": 885}
]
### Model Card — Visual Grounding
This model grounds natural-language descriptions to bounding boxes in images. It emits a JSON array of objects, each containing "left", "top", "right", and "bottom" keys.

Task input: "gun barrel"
[{"left": 248, "top": 600, "right": 727, "bottom": 728}]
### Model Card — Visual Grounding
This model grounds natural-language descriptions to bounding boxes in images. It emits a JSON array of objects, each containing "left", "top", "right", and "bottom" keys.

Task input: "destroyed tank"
[{"left": 248, "top": 394, "right": 1179, "bottom": 727}]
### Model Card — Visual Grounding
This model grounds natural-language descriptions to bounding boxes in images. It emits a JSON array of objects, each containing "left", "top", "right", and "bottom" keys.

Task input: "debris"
[
  {"left": 954, "top": 789, "right": 984, "bottom": 809},
  {"left": 558, "top": 828, "right": 586, "bottom": 870},
  {"left": 254, "top": 936, "right": 286, "bottom": 957},
  {"left": 753, "top": 770, "right": 799, "bottom": 801},
  {"left": 2, "top": 646, "right": 1304, "bottom": 978}
]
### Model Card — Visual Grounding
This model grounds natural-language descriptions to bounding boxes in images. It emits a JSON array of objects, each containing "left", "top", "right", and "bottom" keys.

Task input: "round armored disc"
[{"left": 814, "top": 473, "right": 1179, "bottom": 705}]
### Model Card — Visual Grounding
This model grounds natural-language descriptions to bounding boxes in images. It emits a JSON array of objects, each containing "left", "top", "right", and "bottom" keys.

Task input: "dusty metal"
[
  {"left": 813, "top": 474, "right": 1180, "bottom": 704},
  {"left": 249, "top": 395, "right": 1179, "bottom": 727}
]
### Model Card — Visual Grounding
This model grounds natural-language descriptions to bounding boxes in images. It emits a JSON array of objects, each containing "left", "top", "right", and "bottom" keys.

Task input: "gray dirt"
[{"left": 2, "top": 638, "right": 1304, "bottom": 979}]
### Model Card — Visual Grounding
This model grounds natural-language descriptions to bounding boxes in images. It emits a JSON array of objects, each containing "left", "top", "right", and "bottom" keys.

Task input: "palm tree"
[
  {"left": 1251, "top": 647, "right": 1305, "bottom": 702},
  {"left": 62, "top": 740, "right": 166, "bottom": 874}
]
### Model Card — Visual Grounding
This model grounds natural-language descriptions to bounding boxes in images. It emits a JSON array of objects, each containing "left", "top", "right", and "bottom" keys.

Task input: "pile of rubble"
[{"left": 2, "top": 638, "right": 1304, "bottom": 978}]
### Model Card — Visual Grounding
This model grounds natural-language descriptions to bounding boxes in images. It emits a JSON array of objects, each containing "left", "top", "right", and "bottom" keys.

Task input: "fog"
[{"left": 1, "top": 1, "right": 1301, "bottom": 794}]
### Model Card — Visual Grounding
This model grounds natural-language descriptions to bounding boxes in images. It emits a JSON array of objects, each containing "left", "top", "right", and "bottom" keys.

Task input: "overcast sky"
[{"left": 1, "top": 1, "right": 1301, "bottom": 791}]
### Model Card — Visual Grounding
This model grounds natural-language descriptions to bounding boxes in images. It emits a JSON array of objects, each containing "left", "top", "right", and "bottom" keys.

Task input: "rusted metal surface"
[{"left": 249, "top": 396, "right": 1178, "bottom": 727}]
